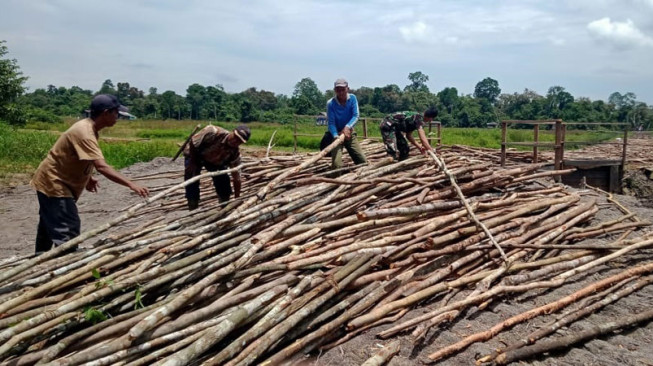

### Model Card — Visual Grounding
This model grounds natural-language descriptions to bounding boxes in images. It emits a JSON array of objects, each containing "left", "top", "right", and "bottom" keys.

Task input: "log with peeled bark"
[
  {"left": 360, "top": 340, "right": 401, "bottom": 366},
  {"left": 494, "top": 306, "right": 653, "bottom": 365},
  {"left": 479, "top": 274, "right": 653, "bottom": 364},
  {"left": 426, "top": 259, "right": 653, "bottom": 362}
]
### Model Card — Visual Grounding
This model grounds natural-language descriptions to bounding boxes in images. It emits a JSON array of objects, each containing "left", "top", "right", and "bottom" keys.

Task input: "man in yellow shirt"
[{"left": 30, "top": 94, "right": 149, "bottom": 254}]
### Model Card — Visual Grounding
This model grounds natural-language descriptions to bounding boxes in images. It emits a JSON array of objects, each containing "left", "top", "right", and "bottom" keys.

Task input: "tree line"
[{"left": 1, "top": 41, "right": 652, "bottom": 129}]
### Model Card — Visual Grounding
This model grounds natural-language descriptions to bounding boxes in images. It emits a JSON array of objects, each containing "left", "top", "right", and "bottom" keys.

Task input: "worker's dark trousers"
[
  {"left": 35, "top": 191, "right": 80, "bottom": 255},
  {"left": 184, "top": 158, "right": 232, "bottom": 204}
]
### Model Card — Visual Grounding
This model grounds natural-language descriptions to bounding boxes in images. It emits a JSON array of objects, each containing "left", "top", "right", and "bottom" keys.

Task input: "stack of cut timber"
[
  {"left": 0, "top": 140, "right": 651, "bottom": 366},
  {"left": 565, "top": 136, "right": 653, "bottom": 169}
]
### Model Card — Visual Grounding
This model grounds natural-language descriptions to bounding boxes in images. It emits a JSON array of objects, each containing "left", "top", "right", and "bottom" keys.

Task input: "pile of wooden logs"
[
  {"left": 1, "top": 138, "right": 651, "bottom": 365},
  {"left": 563, "top": 135, "right": 653, "bottom": 169}
]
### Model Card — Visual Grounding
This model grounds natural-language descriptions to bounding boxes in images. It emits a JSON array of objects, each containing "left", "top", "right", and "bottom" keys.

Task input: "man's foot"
[
  {"left": 36, "top": 245, "right": 81, "bottom": 257},
  {"left": 188, "top": 199, "right": 199, "bottom": 211}
]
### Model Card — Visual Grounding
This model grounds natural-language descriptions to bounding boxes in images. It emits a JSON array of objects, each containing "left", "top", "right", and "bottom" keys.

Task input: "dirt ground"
[
  {"left": 2, "top": 155, "right": 653, "bottom": 365},
  {"left": 0, "top": 157, "right": 186, "bottom": 259}
]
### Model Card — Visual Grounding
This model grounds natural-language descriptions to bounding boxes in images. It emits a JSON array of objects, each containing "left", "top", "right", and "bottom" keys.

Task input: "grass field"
[{"left": 1, "top": 119, "right": 620, "bottom": 182}]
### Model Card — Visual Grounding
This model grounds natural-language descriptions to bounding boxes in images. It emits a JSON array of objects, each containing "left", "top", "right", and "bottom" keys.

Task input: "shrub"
[{"left": 26, "top": 107, "right": 63, "bottom": 124}]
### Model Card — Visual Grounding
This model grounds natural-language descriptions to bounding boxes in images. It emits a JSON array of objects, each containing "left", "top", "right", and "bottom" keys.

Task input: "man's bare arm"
[
  {"left": 416, "top": 127, "right": 432, "bottom": 152},
  {"left": 406, "top": 132, "right": 424, "bottom": 153},
  {"left": 93, "top": 159, "right": 149, "bottom": 197}
]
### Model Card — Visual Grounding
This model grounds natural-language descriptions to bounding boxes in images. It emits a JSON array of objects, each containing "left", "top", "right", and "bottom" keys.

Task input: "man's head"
[
  {"left": 334, "top": 78, "right": 349, "bottom": 102},
  {"left": 423, "top": 107, "right": 438, "bottom": 122},
  {"left": 228, "top": 125, "right": 251, "bottom": 147},
  {"left": 90, "top": 94, "right": 127, "bottom": 126}
]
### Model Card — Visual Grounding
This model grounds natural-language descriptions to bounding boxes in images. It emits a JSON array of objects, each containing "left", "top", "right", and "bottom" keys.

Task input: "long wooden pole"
[
  {"left": 172, "top": 124, "right": 201, "bottom": 162},
  {"left": 533, "top": 124, "right": 539, "bottom": 163},
  {"left": 500, "top": 121, "right": 507, "bottom": 167}
]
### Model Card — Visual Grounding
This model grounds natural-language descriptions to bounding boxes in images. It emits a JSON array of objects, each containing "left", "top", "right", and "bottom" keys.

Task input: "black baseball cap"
[
  {"left": 424, "top": 107, "right": 438, "bottom": 118},
  {"left": 234, "top": 125, "right": 251, "bottom": 143},
  {"left": 90, "top": 94, "right": 128, "bottom": 113}
]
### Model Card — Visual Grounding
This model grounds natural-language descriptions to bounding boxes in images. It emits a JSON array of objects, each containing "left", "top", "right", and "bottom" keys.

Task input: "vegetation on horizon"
[
  {"left": 1, "top": 118, "right": 620, "bottom": 183},
  {"left": 0, "top": 39, "right": 637, "bottom": 182},
  {"left": 0, "top": 40, "right": 651, "bottom": 131}
]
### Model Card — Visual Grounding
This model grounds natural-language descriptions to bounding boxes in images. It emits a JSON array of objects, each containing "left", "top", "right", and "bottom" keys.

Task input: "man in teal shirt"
[{"left": 326, "top": 78, "right": 367, "bottom": 170}]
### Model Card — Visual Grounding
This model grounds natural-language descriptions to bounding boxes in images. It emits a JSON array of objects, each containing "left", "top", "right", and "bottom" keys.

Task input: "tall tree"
[
  {"left": 186, "top": 83, "right": 207, "bottom": 120},
  {"left": 98, "top": 79, "right": 116, "bottom": 95},
  {"left": 0, "top": 40, "right": 28, "bottom": 125},
  {"left": 116, "top": 82, "right": 131, "bottom": 105},
  {"left": 141, "top": 87, "right": 159, "bottom": 118},
  {"left": 497, "top": 89, "right": 545, "bottom": 121},
  {"left": 403, "top": 90, "right": 438, "bottom": 112},
  {"left": 159, "top": 90, "right": 178, "bottom": 119},
  {"left": 205, "top": 85, "right": 227, "bottom": 120},
  {"left": 546, "top": 86, "right": 574, "bottom": 118},
  {"left": 239, "top": 98, "right": 258, "bottom": 122},
  {"left": 405, "top": 71, "right": 430, "bottom": 93},
  {"left": 350, "top": 86, "right": 374, "bottom": 105},
  {"left": 372, "top": 84, "right": 405, "bottom": 113},
  {"left": 292, "top": 77, "right": 323, "bottom": 113},
  {"left": 437, "top": 87, "right": 459, "bottom": 115},
  {"left": 241, "top": 87, "right": 277, "bottom": 111},
  {"left": 608, "top": 92, "right": 636, "bottom": 110},
  {"left": 473, "top": 77, "right": 501, "bottom": 104}
]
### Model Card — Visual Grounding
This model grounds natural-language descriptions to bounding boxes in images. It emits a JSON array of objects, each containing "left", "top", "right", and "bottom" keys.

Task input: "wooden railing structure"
[
  {"left": 500, "top": 119, "right": 629, "bottom": 182},
  {"left": 293, "top": 115, "right": 442, "bottom": 153},
  {"left": 500, "top": 120, "right": 563, "bottom": 168}
]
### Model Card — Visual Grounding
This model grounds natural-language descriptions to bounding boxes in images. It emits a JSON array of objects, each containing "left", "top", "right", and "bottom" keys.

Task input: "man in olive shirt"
[
  {"left": 30, "top": 94, "right": 149, "bottom": 254},
  {"left": 183, "top": 124, "right": 250, "bottom": 210}
]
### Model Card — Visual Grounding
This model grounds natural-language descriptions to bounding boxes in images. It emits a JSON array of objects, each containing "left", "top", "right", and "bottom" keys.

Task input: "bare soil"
[
  {"left": 2, "top": 156, "right": 653, "bottom": 365},
  {"left": 0, "top": 157, "right": 185, "bottom": 259}
]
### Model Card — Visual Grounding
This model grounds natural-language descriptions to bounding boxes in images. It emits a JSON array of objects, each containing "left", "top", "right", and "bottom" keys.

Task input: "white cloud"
[
  {"left": 399, "top": 21, "right": 430, "bottom": 43},
  {"left": 587, "top": 17, "right": 653, "bottom": 48},
  {"left": 399, "top": 21, "right": 461, "bottom": 45},
  {"left": 3, "top": 0, "right": 653, "bottom": 101}
]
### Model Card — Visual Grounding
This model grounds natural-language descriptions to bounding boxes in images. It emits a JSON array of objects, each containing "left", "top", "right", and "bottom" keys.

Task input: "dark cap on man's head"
[
  {"left": 234, "top": 125, "right": 251, "bottom": 143},
  {"left": 90, "top": 94, "right": 128, "bottom": 113},
  {"left": 424, "top": 107, "right": 438, "bottom": 118}
]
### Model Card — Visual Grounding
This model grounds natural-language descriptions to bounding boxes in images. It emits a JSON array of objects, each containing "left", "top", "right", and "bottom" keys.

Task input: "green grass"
[
  {"left": 0, "top": 119, "right": 620, "bottom": 183},
  {"left": 0, "top": 123, "right": 59, "bottom": 178},
  {"left": 99, "top": 140, "right": 178, "bottom": 169},
  {"left": 438, "top": 128, "right": 617, "bottom": 150}
]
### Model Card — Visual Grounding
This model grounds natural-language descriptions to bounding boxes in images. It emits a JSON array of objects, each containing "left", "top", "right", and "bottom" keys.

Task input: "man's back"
[
  {"left": 31, "top": 118, "right": 104, "bottom": 199},
  {"left": 386, "top": 111, "right": 423, "bottom": 133},
  {"left": 185, "top": 125, "right": 241, "bottom": 169}
]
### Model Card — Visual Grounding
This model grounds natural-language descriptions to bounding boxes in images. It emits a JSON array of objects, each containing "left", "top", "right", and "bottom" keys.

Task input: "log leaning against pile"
[{"left": 0, "top": 138, "right": 651, "bottom": 366}]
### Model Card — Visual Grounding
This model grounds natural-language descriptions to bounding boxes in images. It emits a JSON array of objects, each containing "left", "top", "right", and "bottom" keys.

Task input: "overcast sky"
[{"left": 2, "top": 0, "right": 653, "bottom": 103}]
